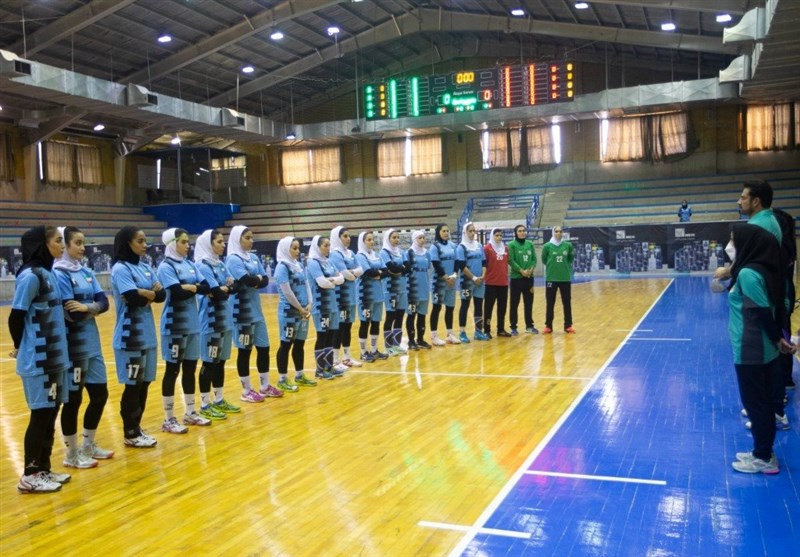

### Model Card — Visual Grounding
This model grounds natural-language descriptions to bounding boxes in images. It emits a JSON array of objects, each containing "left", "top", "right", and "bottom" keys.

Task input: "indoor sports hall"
[{"left": 1, "top": 1, "right": 799, "bottom": 556}]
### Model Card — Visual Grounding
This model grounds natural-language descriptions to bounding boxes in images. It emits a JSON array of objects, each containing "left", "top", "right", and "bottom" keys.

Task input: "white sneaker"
[
  {"left": 395, "top": 345, "right": 409, "bottom": 354},
  {"left": 81, "top": 442, "right": 114, "bottom": 460},
  {"left": 18, "top": 472, "right": 62, "bottom": 493},
  {"left": 332, "top": 362, "right": 349, "bottom": 373},
  {"left": 183, "top": 412, "right": 211, "bottom": 426},
  {"left": 445, "top": 333, "right": 461, "bottom": 344},
  {"left": 343, "top": 358, "right": 363, "bottom": 367},
  {"left": 431, "top": 336, "right": 447, "bottom": 346},
  {"left": 42, "top": 470, "right": 71, "bottom": 484},
  {"left": 162, "top": 416, "right": 189, "bottom": 434},
  {"left": 63, "top": 447, "right": 98, "bottom": 469},
  {"left": 124, "top": 432, "right": 158, "bottom": 448}
]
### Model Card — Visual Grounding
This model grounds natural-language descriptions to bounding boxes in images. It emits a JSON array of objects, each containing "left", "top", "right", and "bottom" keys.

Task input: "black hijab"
[
  {"left": 113, "top": 226, "right": 142, "bottom": 265},
  {"left": 17, "top": 225, "right": 55, "bottom": 276},
  {"left": 729, "top": 224, "right": 784, "bottom": 309},
  {"left": 514, "top": 225, "right": 527, "bottom": 245},
  {"left": 435, "top": 223, "right": 448, "bottom": 245}
]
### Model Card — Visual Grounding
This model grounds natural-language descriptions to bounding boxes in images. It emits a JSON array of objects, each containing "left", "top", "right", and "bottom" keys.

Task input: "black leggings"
[
  {"left": 384, "top": 310, "right": 403, "bottom": 332},
  {"left": 161, "top": 359, "right": 198, "bottom": 397},
  {"left": 406, "top": 312, "right": 426, "bottom": 343},
  {"left": 544, "top": 281, "right": 572, "bottom": 329},
  {"left": 236, "top": 346, "right": 269, "bottom": 377},
  {"left": 24, "top": 405, "right": 60, "bottom": 475},
  {"left": 430, "top": 304, "right": 454, "bottom": 331},
  {"left": 60, "top": 383, "right": 108, "bottom": 437},
  {"left": 198, "top": 360, "right": 228, "bottom": 393},
  {"left": 277, "top": 339, "right": 306, "bottom": 373},
  {"left": 336, "top": 321, "right": 353, "bottom": 350},
  {"left": 315, "top": 328, "right": 335, "bottom": 351},
  {"left": 509, "top": 277, "right": 534, "bottom": 329},
  {"left": 359, "top": 319, "right": 381, "bottom": 339},
  {"left": 483, "top": 285, "right": 508, "bottom": 334},
  {"left": 120, "top": 381, "right": 150, "bottom": 439},
  {"left": 459, "top": 296, "right": 484, "bottom": 328}
]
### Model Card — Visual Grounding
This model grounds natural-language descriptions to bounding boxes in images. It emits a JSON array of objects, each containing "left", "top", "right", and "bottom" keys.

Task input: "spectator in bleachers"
[
  {"left": 678, "top": 200, "right": 692, "bottom": 222},
  {"left": 508, "top": 225, "right": 538, "bottom": 335}
]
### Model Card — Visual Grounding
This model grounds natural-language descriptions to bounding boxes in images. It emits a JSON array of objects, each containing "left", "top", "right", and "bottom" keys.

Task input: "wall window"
[
  {"left": 378, "top": 135, "right": 442, "bottom": 178},
  {"left": 480, "top": 125, "right": 560, "bottom": 169},
  {"left": 480, "top": 130, "right": 509, "bottom": 169},
  {"left": 0, "top": 132, "right": 13, "bottom": 182},
  {"left": 602, "top": 112, "right": 690, "bottom": 162},
  {"left": 745, "top": 104, "right": 794, "bottom": 151},
  {"left": 41, "top": 140, "right": 103, "bottom": 187},
  {"left": 282, "top": 145, "right": 341, "bottom": 185}
]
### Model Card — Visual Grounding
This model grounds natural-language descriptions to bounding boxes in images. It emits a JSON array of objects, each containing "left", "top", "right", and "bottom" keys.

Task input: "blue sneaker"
[
  {"left": 459, "top": 331, "right": 471, "bottom": 344},
  {"left": 373, "top": 350, "right": 389, "bottom": 360},
  {"left": 315, "top": 369, "right": 334, "bottom": 380},
  {"left": 510, "top": 328, "right": 519, "bottom": 336},
  {"left": 474, "top": 331, "right": 490, "bottom": 341},
  {"left": 526, "top": 326, "right": 539, "bottom": 334},
  {"left": 360, "top": 352, "right": 376, "bottom": 363}
]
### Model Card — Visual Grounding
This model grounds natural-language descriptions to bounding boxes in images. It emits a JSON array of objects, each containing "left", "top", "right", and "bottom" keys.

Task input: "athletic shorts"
[
  {"left": 161, "top": 333, "right": 200, "bottom": 363},
  {"left": 201, "top": 330, "right": 232, "bottom": 364},
  {"left": 114, "top": 348, "right": 157, "bottom": 385},
  {"left": 22, "top": 369, "right": 66, "bottom": 409},
  {"left": 233, "top": 321, "right": 269, "bottom": 350}
]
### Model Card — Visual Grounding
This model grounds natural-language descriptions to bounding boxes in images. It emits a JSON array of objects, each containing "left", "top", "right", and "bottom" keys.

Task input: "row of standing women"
[{"left": 8, "top": 221, "right": 574, "bottom": 493}]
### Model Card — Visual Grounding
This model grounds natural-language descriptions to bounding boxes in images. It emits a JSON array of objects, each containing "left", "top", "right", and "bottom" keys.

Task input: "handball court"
[{"left": 1, "top": 275, "right": 799, "bottom": 556}]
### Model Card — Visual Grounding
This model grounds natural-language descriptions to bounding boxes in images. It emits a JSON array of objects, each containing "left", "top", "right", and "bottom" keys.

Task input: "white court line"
[
  {"left": 0, "top": 358, "right": 15, "bottom": 363},
  {"left": 419, "top": 521, "right": 531, "bottom": 540},
  {"left": 628, "top": 337, "right": 691, "bottom": 342},
  {"left": 445, "top": 278, "right": 675, "bottom": 557},
  {"left": 615, "top": 329, "right": 653, "bottom": 332},
  {"left": 524, "top": 470, "right": 666, "bottom": 486},
  {"left": 349, "top": 369, "right": 590, "bottom": 381}
]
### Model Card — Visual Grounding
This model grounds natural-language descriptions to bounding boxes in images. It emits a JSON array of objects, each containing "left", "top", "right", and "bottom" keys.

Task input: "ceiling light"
[
  {"left": 157, "top": 34, "right": 172, "bottom": 44},
  {"left": 716, "top": 14, "right": 732, "bottom": 23},
  {"left": 285, "top": 131, "right": 297, "bottom": 140},
  {"left": 93, "top": 124, "right": 105, "bottom": 131},
  {"left": 270, "top": 30, "right": 284, "bottom": 40},
  {"left": 661, "top": 22, "right": 676, "bottom": 31},
  {"left": 242, "top": 65, "right": 255, "bottom": 74},
  {"left": 171, "top": 136, "right": 181, "bottom": 145},
  {"left": 510, "top": 8, "right": 525, "bottom": 17},
  {"left": 575, "top": 2, "right": 589, "bottom": 9},
  {"left": 327, "top": 26, "right": 340, "bottom": 36}
]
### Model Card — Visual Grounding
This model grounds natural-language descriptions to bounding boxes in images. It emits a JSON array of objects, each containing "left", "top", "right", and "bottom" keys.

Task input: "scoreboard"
[{"left": 364, "top": 62, "right": 574, "bottom": 121}]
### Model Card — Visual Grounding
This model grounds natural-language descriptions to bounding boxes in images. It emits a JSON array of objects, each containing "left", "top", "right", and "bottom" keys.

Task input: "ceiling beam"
[
  {"left": 209, "top": 7, "right": 739, "bottom": 107},
  {"left": 584, "top": 0, "right": 746, "bottom": 14},
  {"left": 121, "top": 0, "right": 346, "bottom": 85},
  {"left": 24, "top": 110, "right": 88, "bottom": 145},
  {"left": 9, "top": 0, "right": 138, "bottom": 57}
]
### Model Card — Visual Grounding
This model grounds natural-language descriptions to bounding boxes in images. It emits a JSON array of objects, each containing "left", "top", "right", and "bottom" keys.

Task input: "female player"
[
  {"left": 329, "top": 226, "right": 364, "bottom": 368},
  {"left": 9, "top": 226, "right": 72, "bottom": 492},
  {"left": 429, "top": 224, "right": 460, "bottom": 346},
  {"left": 379, "top": 229, "right": 409, "bottom": 355},
  {"left": 355, "top": 232, "right": 388, "bottom": 362},
  {"left": 406, "top": 230, "right": 432, "bottom": 350},
  {"left": 508, "top": 224, "right": 538, "bottom": 335},
  {"left": 111, "top": 225, "right": 165, "bottom": 448},
  {"left": 274, "top": 236, "right": 317, "bottom": 387},
  {"left": 306, "top": 235, "right": 345, "bottom": 379},
  {"left": 456, "top": 222, "right": 488, "bottom": 342},
  {"left": 540, "top": 226, "right": 576, "bottom": 334},
  {"left": 54, "top": 226, "right": 112, "bottom": 469},
  {"left": 483, "top": 228, "right": 511, "bottom": 338},
  {"left": 193, "top": 229, "right": 241, "bottom": 421}
]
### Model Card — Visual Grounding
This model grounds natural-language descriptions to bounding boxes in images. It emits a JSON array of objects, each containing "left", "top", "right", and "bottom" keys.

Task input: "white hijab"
[
  {"left": 358, "top": 231, "right": 379, "bottom": 260},
  {"left": 162, "top": 228, "right": 184, "bottom": 261},
  {"left": 227, "top": 225, "right": 250, "bottom": 260},
  {"left": 382, "top": 228, "right": 400, "bottom": 257},
  {"left": 276, "top": 236, "right": 303, "bottom": 273},
  {"left": 53, "top": 226, "right": 83, "bottom": 272},
  {"left": 460, "top": 221, "right": 480, "bottom": 251},
  {"left": 194, "top": 229, "right": 218, "bottom": 265},
  {"left": 330, "top": 226, "right": 352, "bottom": 257},
  {"left": 410, "top": 230, "right": 427, "bottom": 256},
  {"left": 488, "top": 227, "right": 506, "bottom": 256},
  {"left": 549, "top": 226, "right": 563, "bottom": 247},
  {"left": 309, "top": 235, "right": 326, "bottom": 261}
]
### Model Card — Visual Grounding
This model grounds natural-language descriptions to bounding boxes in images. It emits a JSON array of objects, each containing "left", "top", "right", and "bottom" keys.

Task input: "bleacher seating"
[{"left": 0, "top": 201, "right": 168, "bottom": 246}]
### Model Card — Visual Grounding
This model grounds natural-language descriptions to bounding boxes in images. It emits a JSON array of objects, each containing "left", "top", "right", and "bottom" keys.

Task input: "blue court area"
[{"left": 453, "top": 275, "right": 800, "bottom": 556}]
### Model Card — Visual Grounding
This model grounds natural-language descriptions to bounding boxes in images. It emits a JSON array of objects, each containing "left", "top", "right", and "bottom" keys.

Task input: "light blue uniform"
[
  {"left": 430, "top": 241, "right": 458, "bottom": 307},
  {"left": 157, "top": 257, "right": 201, "bottom": 362},
  {"left": 196, "top": 259, "right": 233, "bottom": 363},
  {"left": 356, "top": 252, "right": 385, "bottom": 322},
  {"left": 330, "top": 250, "right": 358, "bottom": 324},
  {"left": 407, "top": 248, "right": 431, "bottom": 316},
  {"left": 226, "top": 253, "right": 270, "bottom": 349},
  {"left": 307, "top": 258, "right": 340, "bottom": 332},
  {"left": 275, "top": 262, "right": 310, "bottom": 342},
  {"left": 456, "top": 243, "right": 486, "bottom": 299},
  {"left": 380, "top": 248, "right": 409, "bottom": 311}
]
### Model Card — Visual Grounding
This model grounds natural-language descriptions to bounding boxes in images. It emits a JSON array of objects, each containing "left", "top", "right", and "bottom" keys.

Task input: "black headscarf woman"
[
  {"left": 435, "top": 223, "right": 448, "bottom": 245},
  {"left": 729, "top": 223, "right": 784, "bottom": 310},
  {"left": 113, "top": 226, "right": 142, "bottom": 265},
  {"left": 17, "top": 225, "right": 58, "bottom": 276}
]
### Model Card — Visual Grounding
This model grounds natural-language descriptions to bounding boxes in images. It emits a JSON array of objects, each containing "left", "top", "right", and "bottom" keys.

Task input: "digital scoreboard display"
[{"left": 364, "top": 62, "right": 574, "bottom": 121}]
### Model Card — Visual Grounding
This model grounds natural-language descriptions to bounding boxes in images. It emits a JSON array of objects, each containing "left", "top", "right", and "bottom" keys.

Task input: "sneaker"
[
  {"left": 330, "top": 366, "right": 346, "bottom": 378},
  {"left": 124, "top": 433, "right": 158, "bottom": 448},
  {"left": 565, "top": 326, "right": 577, "bottom": 334},
  {"left": 18, "top": 472, "right": 62, "bottom": 493},
  {"left": 199, "top": 404, "right": 227, "bottom": 421},
  {"left": 510, "top": 328, "right": 519, "bottom": 336},
  {"left": 432, "top": 336, "right": 447, "bottom": 346},
  {"left": 63, "top": 448, "right": 98, "bottom": 469},
  {"left": 731, "top": 456, "right": 779, "bottom": 474},
  {"left": 260, "top": 384, "right": 284, "bottom": 398},
  {"left": 407, "top": 340, "right": 419, "bottom": 351},
  {"left": 332, "top": 362, "right": 349, "bottom": 374},
  {"left": 395, "top": 345, "right": 409, "bottom": 355},
  {"left": 417, "top": 340, "right": 432, "bottom": 349},
  {"left": 497, "top": 330, "right": 512, "bottom": 337},
  {"left": 386, "top": 346, "right": 399, "bottom": 357},
  {"left": 42, "top": 470, "right": 71, "bottom": 484},
  {"left": 542, "top": 327, "right": 553, "bottom": 334},
  {"left": 373, "top": 350, "right": 389, "bottom": 360},
  {"left": 240, "top": 389, "right": 265, "bottom": 403},
  {"left": 277, "top": 379, "right": 299, "bottom": 392},
  {"left": 295, "top": 374, "right": 318, "bottom": 386},
  {"left": 360, "top": 352, "right": 376, "bottom": 363},
  {"left": 315, "top": 369, "right": 335, "bottom": 380},
  {"left": 776, "top": 414, "right": 790, "bottom": 430},
  {"left": 740, "top": 408, "right": 748, "bottom": 418},
  {"left": 212, "top": 399, "right": 241, "bottom": 414},
  {"left": 81, "top": 442, "right": 114, "bottom": 460},
  {"left": 526, "top": 327, "right": 539, "bottom": 334},
  {"left": 343, "top": 357, "right": 363, "bottom": 367},
  {"left": 736, "top": 451, "right": 778, "bottom": 465},
  {"left": 474, "top": 331, "right": 490, "bottom": 341},
  {"left": 139, "top": 430, "right": 157, "bottom": 445},
  {"left": 459, "top": 332, "right": 471, "bottom": 344},
  {"left": 183, "top": 412, "right": 211, "bottom": 427},
  {"left": 445, "top": 333, "right": 461, "bottom": 345},
  {"left": 162, "top": 417, "right": 189, "bottom": 434}
]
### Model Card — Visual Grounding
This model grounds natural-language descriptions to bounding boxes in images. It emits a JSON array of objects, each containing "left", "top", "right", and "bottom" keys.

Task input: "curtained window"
[
  {"left": 282, "top": 145, "right": 341, "bottom": 185},
  {"left": 527, "top": 126, "right": 555, "bottom": 165},
  {"left": 651, "top": 112, "right": 688, "bottom": 160},
  {"left": 76, "top": 144, "right": 102, "bottom": 187},
  {"left": 378, "top": 139, "right": 405, "bottom": 178},
  {"left": 602, "top": 117, "right": 644, "bottom": 162},
  {"left": 480, "top": 130, "right": 509, "bottom": 169},
  {"left": 0, "top": 132, "right": 13, "bottom": 182},
  {"left": 795, "top": 104, "right": 800, "bottom": 147},
  {"left": 603, "top": 112, "right": 690, "bottom": 162},
  {"left": 510, "top": 128, "right": 523, "bottom": 168},
  {"left": 410, "top": 135, "right": 442, "bottom": 175},
  {"left": 41, "top": 140, "right": 103, "bottom": 187},
  {"left": 378, "top": 135, "right": 442, "bottom": 178},
  {"left": 746, "top": 104, "right": 792, "bottom": 151}
]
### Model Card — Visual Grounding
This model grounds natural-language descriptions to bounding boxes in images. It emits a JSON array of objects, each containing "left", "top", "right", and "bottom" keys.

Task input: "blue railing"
[
  {"left": 525, "top": 194, "right": 539, "bottom": 232},
  {"left": 455, "top": 198, "right": 474, "bottom": 242}
]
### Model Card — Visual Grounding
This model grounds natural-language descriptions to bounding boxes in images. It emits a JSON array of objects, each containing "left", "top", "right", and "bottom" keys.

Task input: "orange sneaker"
[
  {"left": 542, "top": 326, "right": 553, "bottom": 334},
  {"left": 565, "top": 326, "right": 576, "bottom": 334}
]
